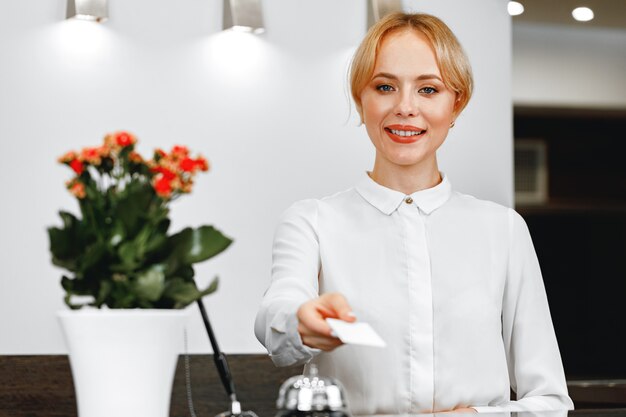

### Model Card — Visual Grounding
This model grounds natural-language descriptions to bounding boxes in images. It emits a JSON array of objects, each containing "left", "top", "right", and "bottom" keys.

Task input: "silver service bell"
[{"left": 275, "top": 363, "right": 350, "bottom": 417}]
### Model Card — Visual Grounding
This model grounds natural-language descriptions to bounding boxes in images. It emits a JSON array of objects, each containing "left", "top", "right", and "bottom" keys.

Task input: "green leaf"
[
  {"left": 108, "top": 221, "right": 126, "bottom": 247},
  {"left": 49, "top": 211, "right": 99, "bottom": 273},
  {"left": 51, "top": 253, "right": 78, "bottom": 272},
  {"left": 95, "top": 280, "right": 112, "bottom": 307},
  {"left": 169, "top": 226, "right": 233, "bottom": 265},
  {"left": 48, "top": 227, "right": 69, "bottom": 257},
  {"left": 143, "top": 218, "right": 170, "bottom": 255},
  {"left": 118, "top": 241, "right": 140, "bottom": 271},
  {"left": 134, "top": 266, "right": 165, "bottom": 302},
  {"left": 200, "top": 276, "right": 219, "bottom": 296},
  {"left": 48, "top": 211, "right": 90, "bottom": 267},
  {"left": 64, "top": 293, "right": 85, "bottom": 310},
  {"left": 109, "top": 280, "right": 136, "bottom": 308},
  {"left": 172, "top": 265, "right": 195, "bottom": 281},
  {"left": 59, "top": 211, "right": 79, "bottom": 229},
  {"left": 115, "top": 181, "right": 155, "bottom": 237},
  {"left": 115, "top": 222, "right": 165, "bottom": 272},
  {"left": 144, "top": 233, "right": 167, "bottom": 255},
  {"left": 163, "top": 276, "right": 219, "bottom": 309},
  {"left": 79, "top": 241, "right": 107, "bottom": 272},
  {"left": 78, "top": 206, "right": 108, "bottom": 245},
  {"left": 133, "top": 225, "right": 152, "bottom": 255},
  {"left": 61, "top": 276, "right": 95, "bottom": 309},
  {"left": 61, "top": 276, "right": 74, "bottom": 292}
]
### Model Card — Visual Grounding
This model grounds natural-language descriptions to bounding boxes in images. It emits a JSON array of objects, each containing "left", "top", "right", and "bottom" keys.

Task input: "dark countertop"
[{"left": 1, "top": 355, "right": 625, "bottom": 417}]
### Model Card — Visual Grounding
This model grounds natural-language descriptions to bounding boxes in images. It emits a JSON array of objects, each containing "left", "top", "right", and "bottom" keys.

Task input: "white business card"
[{"left": 326, "top": 318, "right": 386, "bottom": 348}]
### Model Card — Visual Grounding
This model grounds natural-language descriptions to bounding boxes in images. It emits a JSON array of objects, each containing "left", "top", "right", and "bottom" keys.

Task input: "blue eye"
[
  {"left": 419, "top": 86, "right": 437, "bottom": 95},
  {"left": 376, "top": 84, "right": 394, "bottom": 92}
]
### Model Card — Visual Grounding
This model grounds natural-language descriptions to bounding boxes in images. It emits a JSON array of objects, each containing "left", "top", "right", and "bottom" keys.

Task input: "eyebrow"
[{"left": 372, "top": 72, "right": 443, "bottom": 82}]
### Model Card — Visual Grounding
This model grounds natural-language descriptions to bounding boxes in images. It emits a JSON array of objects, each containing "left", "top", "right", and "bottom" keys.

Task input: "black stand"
[{"left": 196, "top": 298, "right": 259, "bottom": 417}]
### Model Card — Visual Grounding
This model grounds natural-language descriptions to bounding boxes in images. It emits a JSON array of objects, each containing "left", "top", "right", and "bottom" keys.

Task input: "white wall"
[
  {"left": 513, "top": 22, "right": 626, "bottom": 108},
  {"left": 0, "top": 0, "right": 512, "bottom": 354}
]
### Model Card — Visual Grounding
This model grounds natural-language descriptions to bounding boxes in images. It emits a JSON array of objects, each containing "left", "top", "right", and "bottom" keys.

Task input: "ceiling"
[{"left": 512, "top": 0, "right": 626, "bottom": 30}]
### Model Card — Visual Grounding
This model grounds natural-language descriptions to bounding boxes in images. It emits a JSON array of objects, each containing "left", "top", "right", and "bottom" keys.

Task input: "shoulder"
[
  {"left": 445, "top": 190, "right": 529, "bottom": 235},
  {"left": 447, "top": 190, "right": 514, "bottom": 218},
  {"left": 281, "top": 187, "right": 359, "bottom": 218},
  {"left": 278, "top": 186, "right": 359, "bottom": 227}
]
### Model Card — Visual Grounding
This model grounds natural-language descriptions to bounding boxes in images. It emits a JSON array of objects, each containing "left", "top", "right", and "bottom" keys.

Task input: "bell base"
[{"left": 275, "top": 411, "right": 351, "bottom": 417}]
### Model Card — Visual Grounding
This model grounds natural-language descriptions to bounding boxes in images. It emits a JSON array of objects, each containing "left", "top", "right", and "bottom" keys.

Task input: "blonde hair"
[{"left": 350, "top": 12, "right": 473, "bottom": 122}]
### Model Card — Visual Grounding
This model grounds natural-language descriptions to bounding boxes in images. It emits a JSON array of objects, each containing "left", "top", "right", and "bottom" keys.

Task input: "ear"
[
  {"left": 356, "top": 106, "right": 365, "bottom": 125},
  {"left": 452, "top": 93, "right": 463, "bottom": 119}
]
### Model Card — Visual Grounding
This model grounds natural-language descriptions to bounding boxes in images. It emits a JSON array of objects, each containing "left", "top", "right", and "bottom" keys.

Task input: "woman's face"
[{"left": 360, "top": 29, "right": 457, "bottom": 172}]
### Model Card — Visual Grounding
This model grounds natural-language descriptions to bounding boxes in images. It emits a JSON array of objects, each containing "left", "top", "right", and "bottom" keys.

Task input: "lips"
[{"left": 384, "top": 124, "right": 427, "bottom": 144}]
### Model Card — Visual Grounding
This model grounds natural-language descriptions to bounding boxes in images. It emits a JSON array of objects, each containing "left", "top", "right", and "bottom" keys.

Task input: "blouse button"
[{"left": 405, "top": 197, "right": 413, "bottom": 204}]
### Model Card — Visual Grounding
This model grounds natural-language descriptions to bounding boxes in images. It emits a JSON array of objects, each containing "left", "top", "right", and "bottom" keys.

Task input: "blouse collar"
[{"left": 355, "top": 171, "right": 452, "bottom": 216}]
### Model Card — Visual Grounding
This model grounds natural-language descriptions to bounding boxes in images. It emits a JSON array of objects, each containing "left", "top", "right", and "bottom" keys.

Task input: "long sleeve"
[
  {"left": 473, "top": 210, "right": 573, "bottom": 412},
  {"left": 255, "top": 174, "right": 574, "bottom": 415},
  {"left": 254, "top": 200, "right": 321, "bottom": 367}
]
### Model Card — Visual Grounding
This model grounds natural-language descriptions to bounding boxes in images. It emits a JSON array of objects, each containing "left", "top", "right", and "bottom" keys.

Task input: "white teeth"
[{"left": 390, "top": 129, "right": 425, "bottom": 136}]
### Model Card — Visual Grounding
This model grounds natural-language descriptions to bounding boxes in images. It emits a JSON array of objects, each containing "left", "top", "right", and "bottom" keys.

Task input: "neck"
[{"left": 369, "top": 157, "right": 442, "bottom": 195}]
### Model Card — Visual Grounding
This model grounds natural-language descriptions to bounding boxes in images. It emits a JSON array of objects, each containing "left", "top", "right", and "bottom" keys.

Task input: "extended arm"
[{"left": 254, "top": 200, "right": 321, "bottom": 366}]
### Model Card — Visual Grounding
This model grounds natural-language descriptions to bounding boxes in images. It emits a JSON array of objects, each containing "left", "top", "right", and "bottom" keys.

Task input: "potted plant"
[{"left": 49, "top": 131, "right": 232, "bottom": 417}]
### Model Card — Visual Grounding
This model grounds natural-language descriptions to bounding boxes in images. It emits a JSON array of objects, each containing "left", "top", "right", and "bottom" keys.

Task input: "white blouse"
[{"left": 255, "top": 173, "right": 573, "bottom": 415}]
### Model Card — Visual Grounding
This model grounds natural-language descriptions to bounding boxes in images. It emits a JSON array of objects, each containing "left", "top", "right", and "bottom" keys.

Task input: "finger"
[
  {"left": 344, "top": 310, "right": 357, "bottom": 322},
  {"left": 298, "top": 320, "right": 339, "bottom": 339},
  {"left": 321, "top": 293, "right": 356, "bottom": 322},
  {"left": 297, "top": 302, "right": 334, "bottom": 336},
  {"left": 315, "top": 304, "right": 335, "bottom": 318},
  {"left": 301, "top": 335, "right": 343, "bottom": 351}
]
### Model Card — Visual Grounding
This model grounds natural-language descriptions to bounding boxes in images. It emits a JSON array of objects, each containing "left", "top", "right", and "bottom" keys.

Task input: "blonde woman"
[{"left": 255, "top": 12, "right": 573, "bottom": 415}]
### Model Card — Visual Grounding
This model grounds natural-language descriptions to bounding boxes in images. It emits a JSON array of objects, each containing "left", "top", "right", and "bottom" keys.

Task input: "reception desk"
[
  {"left": 371, "top": 412, "right": 626, "bottom": 417},
  {"left": 1, "top": 355, "right": 624, "bottom": 417}
]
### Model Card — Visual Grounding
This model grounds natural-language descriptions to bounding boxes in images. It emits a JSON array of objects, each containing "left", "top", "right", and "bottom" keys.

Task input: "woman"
[{"left": 255, "top": 12, "right": 573, "bottom": 415}]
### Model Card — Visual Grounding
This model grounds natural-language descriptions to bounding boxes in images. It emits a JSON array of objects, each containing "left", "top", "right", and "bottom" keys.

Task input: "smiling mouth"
[{"left": 385, "top": 128, "right": 427, "bottom": 137}]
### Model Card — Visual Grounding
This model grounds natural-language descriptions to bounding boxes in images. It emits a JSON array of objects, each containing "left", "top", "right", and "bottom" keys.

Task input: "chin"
[{"left": 388, "top": 151, "right": 430, "bottom": 167}]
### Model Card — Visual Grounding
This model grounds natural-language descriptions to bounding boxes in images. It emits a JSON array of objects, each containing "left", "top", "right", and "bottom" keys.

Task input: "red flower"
[
  {"left": 57, "top": 133, "right": 211, "bottom": 201},
  {"left": 58, "top": 151, "right": 78, "bottom": 164},
  {"left": 180, "top": 179, "right": 194, "bottom": 193},
  {"left": 98, "top": 145, "right": 111, "bottom": 158},
  {"left": 171, "top": 145, "right": 189, "bottom": 158},
  {"left": 80, "top": 147, "right": 102, "bottom": 165},
  {"left": 152, "top": 166, "right": 177, "bottom": 180},
  {"left": 69, "top": 181, "right": 86, "bottom": 199},
  {"left": 179, "top": 157, "right": 196, "bottom": 172},
  {"left": 154, "top": 176, "right": 172, "bottom": 198},
  {"left": 69, "top": 159, "right": 84, "bottom": 175},
  {"left": 128, "top": 151, "right": 143, "bottom": 163},
  {"left": 179, "top": 156, "right": 209, "bottom": 173},
  {"left": 195, "top": 156, "right": 209, "bottom": 172},
  {"left": 115, "top": 132, "right": 135, "bottom": 147}
]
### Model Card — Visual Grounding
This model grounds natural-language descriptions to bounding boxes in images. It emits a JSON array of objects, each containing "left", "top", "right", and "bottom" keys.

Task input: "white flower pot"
[{"left": 57, "top": 309, "right": 189, "bottom": 417}]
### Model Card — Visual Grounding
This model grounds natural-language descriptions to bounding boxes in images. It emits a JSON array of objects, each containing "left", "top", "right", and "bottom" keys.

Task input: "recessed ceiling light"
[
  {"left": 507, "top": 1, "right": 525, "bottom": 16},
  {"left": 572, "top": 6, "right": 594, "bottom": 22}
]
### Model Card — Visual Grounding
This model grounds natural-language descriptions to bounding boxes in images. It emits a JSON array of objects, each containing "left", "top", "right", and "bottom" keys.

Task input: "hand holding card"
[{"left": 326, "top": 318, "right": 386, "bottom": 348}]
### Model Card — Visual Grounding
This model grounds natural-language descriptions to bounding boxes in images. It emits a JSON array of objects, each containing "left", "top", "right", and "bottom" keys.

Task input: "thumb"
[{"left": 322, "top": 293, "right": 356, "bottom": 323}]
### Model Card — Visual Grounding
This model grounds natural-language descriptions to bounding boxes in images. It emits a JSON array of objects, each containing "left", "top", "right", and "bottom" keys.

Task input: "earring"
[{"left": 450, "top": 121, "right": 455, "bottom": 128}]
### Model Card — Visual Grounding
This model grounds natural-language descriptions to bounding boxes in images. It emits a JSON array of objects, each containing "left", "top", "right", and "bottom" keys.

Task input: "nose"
[{"left": 394, "top": 90, "right": 418, "bottom": 118}]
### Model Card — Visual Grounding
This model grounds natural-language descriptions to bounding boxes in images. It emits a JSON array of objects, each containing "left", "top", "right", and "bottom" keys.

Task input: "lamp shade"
[
  {"left": 223, "top": 0, "right": 265, "bottom": 33},
  {"left": 367, "top": 0, "right": 403, "bottom": 28},
  {"left": 67, "top": 0, "right": 108, "bottom": 22}
]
